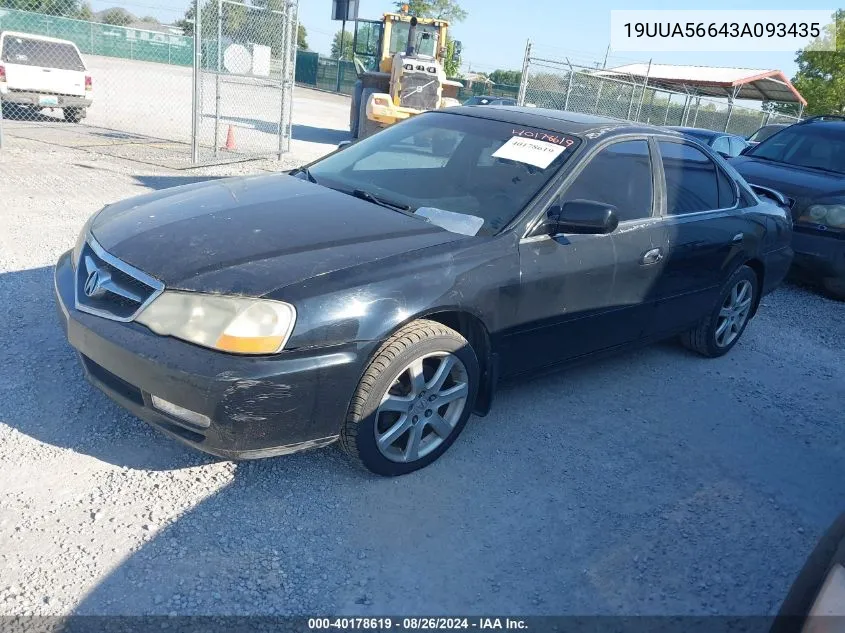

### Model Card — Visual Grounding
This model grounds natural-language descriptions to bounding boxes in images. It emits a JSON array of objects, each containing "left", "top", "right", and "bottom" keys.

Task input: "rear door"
[
  {"left": 0, "top": 34, "right": 87, "bottom": 97},
  {"left": 652, "top": 139, "right": 750, "bottom": 333}
]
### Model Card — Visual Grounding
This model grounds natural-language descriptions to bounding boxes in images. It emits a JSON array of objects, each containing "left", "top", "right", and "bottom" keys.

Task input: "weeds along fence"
[{"left": 517, "top": 45, "right": 801, "bottom": 137}]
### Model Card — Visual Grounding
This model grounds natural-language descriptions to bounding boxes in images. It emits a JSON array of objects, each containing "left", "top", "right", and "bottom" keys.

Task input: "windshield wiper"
[
  {"left": 291, "top": 166, "right": 318, "bottom": 184},
  {"left": 351, "top": 189, "right": 414, "bottom": 214}
]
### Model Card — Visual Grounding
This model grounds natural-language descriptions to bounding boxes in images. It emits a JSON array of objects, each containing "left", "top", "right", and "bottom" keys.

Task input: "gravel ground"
[{"left": 0, "top": 134, "right": 843, "bottom": 617}]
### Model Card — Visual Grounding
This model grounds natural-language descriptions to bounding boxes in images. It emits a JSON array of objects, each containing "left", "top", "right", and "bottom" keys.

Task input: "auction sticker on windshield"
[{"left": 492, "top": 136, "right": 569, "bottom": 169}]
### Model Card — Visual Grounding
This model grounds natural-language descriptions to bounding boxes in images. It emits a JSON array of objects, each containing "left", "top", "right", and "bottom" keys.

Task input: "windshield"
[
  {"left": 749, "top": 124, "right": 845, "bottom": 174},
  {"left": 1, "top": 35, "right": 85, "bottom": 71},
  {"left": 748, "top": 125, "right": 786, "bottom": 143},
  {"left": 307, "top": 112, "right": 582, "bottom": 236},
  {"left": 389, "top": 22, "right": 439, "bottom": 57}
]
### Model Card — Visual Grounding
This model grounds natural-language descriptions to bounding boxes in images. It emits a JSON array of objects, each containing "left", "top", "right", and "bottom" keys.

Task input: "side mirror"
[
  {"left": 545, "top": 199, "right": 619, "bottom": 235},
  {"left": 740, "top": 145, "right": 753, "bottom": 155},
  {"left": 337, "top": 140, "right": 353, "bottom": 151},
  {"left": 717, "top": 150, "right": 731, "bottom": 159},
  {"left": 770, "top": 511, "right": 845, "bottom": 633},
  {"left": 452, "top": 40, "right": 462, "bottom": 63}
]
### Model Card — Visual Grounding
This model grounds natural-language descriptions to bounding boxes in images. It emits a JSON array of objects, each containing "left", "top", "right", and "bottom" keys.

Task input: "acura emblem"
[{"left": 84, "top": 269, "right": 104, "bottom": 298}]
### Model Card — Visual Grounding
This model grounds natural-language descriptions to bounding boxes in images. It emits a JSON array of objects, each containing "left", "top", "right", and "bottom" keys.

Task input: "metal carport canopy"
[{"left": 597, "top": 63, "right": 807, "bottom": 105}]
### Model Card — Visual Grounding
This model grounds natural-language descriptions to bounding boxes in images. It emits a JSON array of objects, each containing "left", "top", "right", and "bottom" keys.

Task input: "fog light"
[{"left": 151, "top": 395, "right": 211, "bottom": 429}]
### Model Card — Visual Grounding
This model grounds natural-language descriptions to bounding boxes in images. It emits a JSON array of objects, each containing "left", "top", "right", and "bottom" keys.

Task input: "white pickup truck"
[{"left": 0, "top": 31, "right": 93, "bottom": 123}]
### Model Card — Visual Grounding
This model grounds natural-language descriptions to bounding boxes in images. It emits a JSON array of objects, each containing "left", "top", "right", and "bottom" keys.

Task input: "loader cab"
[{"left": 352, "top": 12, "right": 450, "bottom": 76}]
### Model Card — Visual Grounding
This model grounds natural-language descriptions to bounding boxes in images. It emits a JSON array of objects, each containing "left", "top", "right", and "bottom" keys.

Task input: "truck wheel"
[
  {"left": 350, "top": 80, "right": 363, "bottom": 138},
  {"left": 340, "top": 319, "right": 479, "bottom": 476},
  {"left": 357, "top": 88, "right": 381, "bottom": 140},
  {"left": 63, "top": 107, "right": 85, "bottom": 124},
  {"left": 821, "top": 276, "right": 845, "bottom": 301},
  {"left": 681, "top": 265, "right": 758, "bottom": 358}
]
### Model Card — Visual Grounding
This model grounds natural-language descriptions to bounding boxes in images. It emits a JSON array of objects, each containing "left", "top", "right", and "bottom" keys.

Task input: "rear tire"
[
  {"left": 63, "top": 107, "right": 85, "bottom": 124},
  {"left": 681, "top": 265, "right": 759, "bottom": 358},
  {"left": 821, "top": 276, "right": 845, "bottom": 301},
  {"left": 340, "top": 319, "right": 479, "bottom": 476},
  {"left": 357, "top": 88, "right": 381, "bottom": 140}
]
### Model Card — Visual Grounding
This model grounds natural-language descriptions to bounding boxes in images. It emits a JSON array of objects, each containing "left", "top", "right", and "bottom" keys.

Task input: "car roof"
[
  {"left": 0, "top": 30, "right": 80, "bottom": 46},
  {"left": 442, "top": 106, "right": 668, "bottom": 138},
  {"left": 668, "top": 126, "right": 721, "bottom": 137}
]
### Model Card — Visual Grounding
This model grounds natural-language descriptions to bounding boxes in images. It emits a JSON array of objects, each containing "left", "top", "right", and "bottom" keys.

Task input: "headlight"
[
  {"left": 135, "top": 291, "right": 296, "bottom": 355},
  {"left": 799, "top": 204, "right": 845, "bottom": 230}
]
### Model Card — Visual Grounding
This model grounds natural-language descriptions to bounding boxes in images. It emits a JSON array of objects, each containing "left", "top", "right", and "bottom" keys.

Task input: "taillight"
[
  {"left": 0, "top": 65, "right": 6, "bottom": 82},
  {"left": 85, "top": 75, "right": 92, "bottom": 91}
]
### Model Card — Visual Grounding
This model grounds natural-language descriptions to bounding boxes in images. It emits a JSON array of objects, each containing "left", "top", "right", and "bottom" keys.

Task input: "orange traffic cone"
[{"left": 221, "top": 125, "right": 237, "bottom": 151}]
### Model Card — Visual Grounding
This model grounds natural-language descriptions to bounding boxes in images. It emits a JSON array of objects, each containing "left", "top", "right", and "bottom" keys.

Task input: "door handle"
[
  {"left": 641, "top": 248, "right": 664, "bottom": 265},
  {"left": 732, "top": 233, "right": 744, "bottom": 244}
]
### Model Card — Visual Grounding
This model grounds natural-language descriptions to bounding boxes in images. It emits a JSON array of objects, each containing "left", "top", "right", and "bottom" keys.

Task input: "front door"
[{"left": 503, "top": 138, "right": 662, "bottom": 376}]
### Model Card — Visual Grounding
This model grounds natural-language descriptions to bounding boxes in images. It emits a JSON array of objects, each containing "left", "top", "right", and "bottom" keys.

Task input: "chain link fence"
[
  {"left": 517, "top": 45, "right": 801, "bottom": 138},
  {"left": 0, "top": 0, "right": 299, "bottom": 167}
]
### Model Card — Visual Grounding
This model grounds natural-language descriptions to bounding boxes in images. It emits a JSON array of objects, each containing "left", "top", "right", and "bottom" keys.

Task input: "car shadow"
[
  {"left": 1, "top": 104, "right": 65, "bottom": 123},
  {"left": 201, "top": 113, "right": 350, "bottom": 145},
  {"left": 0, "top": 265, "right": 213, "bottom": 471},
  {"left": 131, "top": 175, "right": 224, "bottom": 190}
]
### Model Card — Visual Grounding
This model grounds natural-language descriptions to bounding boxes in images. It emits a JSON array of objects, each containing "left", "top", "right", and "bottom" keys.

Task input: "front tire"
[
  {"left": 681, "top": 265, "right": 759, "bottom": 358},
  {"left": 357, "top": 88, "right": 381, "bottom": 140},
  {"left": 340, "top": 319, "right": 479, "bottom": 476}
]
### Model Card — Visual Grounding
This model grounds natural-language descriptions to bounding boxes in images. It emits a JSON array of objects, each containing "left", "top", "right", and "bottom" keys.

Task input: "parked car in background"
[
  {"left": 463, "top": 95, "right": 517, "bottom": 106},
  {"left": 667, "top": 126, "right": 750, "bottom": 158},
  {"left": 731, "top": 116, "right": 845, "bottom": 300},
  {"left": 54, "top": 108, "right": 792, "bottom": 475},
  {"left": 746, "top": 123, "right": 790, "bottom": 147},
  {"left": 0, "top": 31, "right": 92, "bottom": 123}
]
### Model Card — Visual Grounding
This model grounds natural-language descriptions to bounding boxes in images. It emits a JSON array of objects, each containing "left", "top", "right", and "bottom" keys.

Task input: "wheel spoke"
[
  {"left": 426, "top": 355, "right": 455, "bottom": 392},
  {"left": 427, "top": 414, "right": 453, "bottom": 439},
  {"left": 719, "top": 306, "right": 733, "bottom": 318},
  {"left": 403, "top": 422, "right": 424, "bottom": 462},
  {"left": 730, "top": 284, "right": 739, "bottom": 305},
  {"left": 737, "top": 282, "right": 750, "bottom": 304},
  {"left": 379, "top": 394, "right": 414, "bottom": 413},
  {"left": 736, "top": 297, "right": 752, "bottom": 313},
  {"left": 406, "top": 358, "right": 426, "bottom": 397},
  {"left": 434, "top": 382, "right": 468, "bottom": 408},
  {"left": 715, "top": 318, "right": 730, "bottom": 340},
  {"left": 377, "top": 414, "right": 412, "bottom": 449}
]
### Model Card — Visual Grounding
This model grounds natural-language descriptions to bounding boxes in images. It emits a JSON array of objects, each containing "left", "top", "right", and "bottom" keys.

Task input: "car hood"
[{"left": 90, "top": 174, "right": 466, "bottom": 296}]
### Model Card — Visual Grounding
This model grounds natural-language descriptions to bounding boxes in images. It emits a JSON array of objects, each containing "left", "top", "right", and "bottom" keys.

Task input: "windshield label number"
[{"left": 492, "top": 137, "right": 567, "bottom": 169}]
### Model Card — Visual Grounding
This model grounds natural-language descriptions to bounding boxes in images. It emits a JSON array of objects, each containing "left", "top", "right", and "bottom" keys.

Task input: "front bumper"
[
  {"left": 53, "top": 250, "right": 366, "bottom": 460},
  {"left": 1, "top": 91, "right": 92, "bottom": 109},
  {"left": 791, "top": 230, "right": 845, "bottom": 281}
]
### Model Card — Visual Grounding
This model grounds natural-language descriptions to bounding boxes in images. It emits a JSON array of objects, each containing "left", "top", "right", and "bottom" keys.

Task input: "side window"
[
  {"left": 716, "top": 167, "right": 738, "bottom": 208},
  {"left": 657, "top": 141, "right": 720, "bottom": 214},
  {"left": 560, "top": 140, "right": 653, "bottom": 222},
  {"left": 711, "top": 136, "right": 731, "bottom": 155}
]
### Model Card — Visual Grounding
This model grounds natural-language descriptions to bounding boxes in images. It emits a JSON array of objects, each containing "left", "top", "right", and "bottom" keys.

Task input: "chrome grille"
[
  {"left": 74, "top": 237, "right": 163, "bottom": 322},
  {"left": 399, "top": 73, "right": 439, "bottom": 111}
]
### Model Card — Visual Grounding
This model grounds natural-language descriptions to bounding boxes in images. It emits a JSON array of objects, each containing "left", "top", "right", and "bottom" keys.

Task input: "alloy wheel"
[
  {"left": 715, "top": 279, "right": 753, "bottom": 347},
  {"left": 374, "top": 352, "right": 469, "bottom": 463}
]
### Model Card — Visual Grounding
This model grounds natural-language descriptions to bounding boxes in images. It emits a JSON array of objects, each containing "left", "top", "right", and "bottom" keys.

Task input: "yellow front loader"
[{"left": 349, "top": 8, "right": 463, "bottom": 139}]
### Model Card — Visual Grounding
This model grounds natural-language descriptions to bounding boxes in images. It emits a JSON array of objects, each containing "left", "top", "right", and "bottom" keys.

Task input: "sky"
[{"left": 90, "top": 0, "right": 837, "bottom": 78}]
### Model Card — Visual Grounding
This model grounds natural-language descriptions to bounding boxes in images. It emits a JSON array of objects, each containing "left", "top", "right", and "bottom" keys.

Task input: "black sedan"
[
  {"left": 667, "top": 126, "right": 750, "bottom": 158},
  {"left": 731, "top": 116, "right": 845, "bottom": 300},
  {"left": 746, "top": 123, "right": 790, "bottom": 146},
  {"left": 53, "top": 108, "right": 793, "bottom": 475}
]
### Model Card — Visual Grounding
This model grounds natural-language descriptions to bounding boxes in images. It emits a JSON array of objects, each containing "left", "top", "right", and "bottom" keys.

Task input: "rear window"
[{"left": 1, "top": 35, "right": 85, "bottom": 72}]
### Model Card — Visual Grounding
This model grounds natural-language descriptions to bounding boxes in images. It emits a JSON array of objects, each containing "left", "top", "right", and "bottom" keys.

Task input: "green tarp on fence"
[{"left": 0, "top": 8, "right": 194, "bottom": 65}]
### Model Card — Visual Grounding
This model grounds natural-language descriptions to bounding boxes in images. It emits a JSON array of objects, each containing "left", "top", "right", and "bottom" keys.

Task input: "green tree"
[
  {"left": 488, "top": 69, "right": 522, "bottom": 86},
  {"left": 331, "top": 29, "right": 353, "bottom": 59},
  {"left": 99, "top": 7, "right": 134, "bottom": 25},
  {"left": 393, "top": 0, "right": 467, "bottom": 22},
  {"left": 75, "top": 1, "right": 93, "bottom": 20},
  {"left": 0, "top": 0, "right": 81, "bottom": 17},
  {"left": 789, "top": 9, "right": 845, "bottom": 115},
  {"left": 297, "top": 23, "right": 308, "bottom": 50},
  {"left": 139, "top": 15, "right": 159, "bottom": 23}
]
